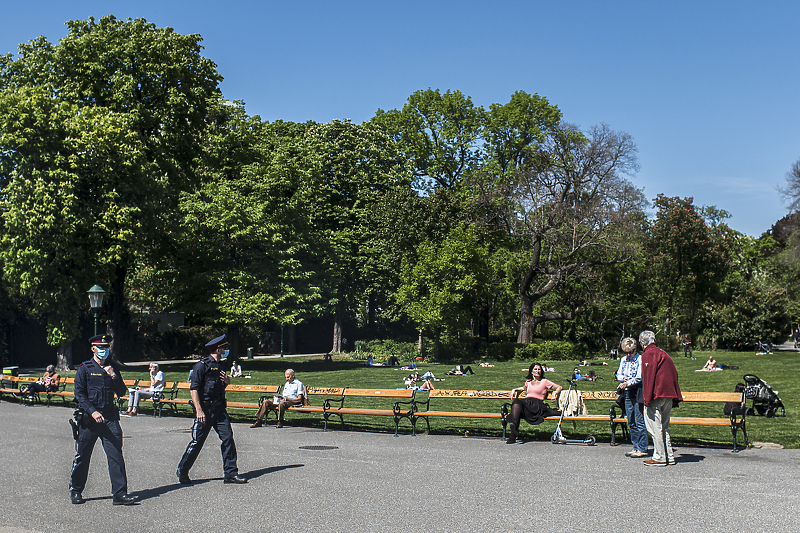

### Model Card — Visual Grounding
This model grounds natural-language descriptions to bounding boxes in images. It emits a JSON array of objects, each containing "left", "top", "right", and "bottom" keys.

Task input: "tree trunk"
[
  {"left": 418, "top": 329, "right": 423, "bottom": 353},
  {"left": 108, "top": 264, "right": 129, "bottom": 366},
  {"left": 55, "top": 341, "right": 73, "bottom": 371},
  {"left": 665, "top": 289, "right": 675, "bottom": 345},
  {"left": 285, "top": 324, "right": 296, "bottom": 354},
  {"left": 332, "top": 309, "right": 342, "bottom": 353},
  {"left": 227, "top": 324, "right": 240, "bottom": 362},
  {"left": 474, "top": 302, "right": 489, "bottom": 340},
  {"left": 517, "top": 293, "right": 534, "bottom": 344},
  {"left": 367, "top": 295, "right": 376, "bottom": 338}
]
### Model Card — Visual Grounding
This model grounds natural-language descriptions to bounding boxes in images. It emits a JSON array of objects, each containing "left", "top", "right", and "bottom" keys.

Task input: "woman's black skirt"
[{"left": 512, "top": 397, "right": 561, "bottom": 425}]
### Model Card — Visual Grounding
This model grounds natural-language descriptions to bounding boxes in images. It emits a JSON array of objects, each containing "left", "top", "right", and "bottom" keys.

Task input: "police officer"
[
  {"left": 176, "top": 334, "right": 247, "bottom": 484},
  {"left": 69, "top": 334, "right": 137, "bottom": 505}
]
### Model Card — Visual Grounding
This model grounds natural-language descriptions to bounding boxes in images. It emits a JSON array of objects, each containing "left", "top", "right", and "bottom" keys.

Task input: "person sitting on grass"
[
  {"left": 405, "top": 372, "right": 435, "bottom": 390},
  {"left": 367, "top": 355, "right": 386, "bottom": 367},
  {"left": 579, "top": 360, "right": 608, "bottom": 366},
  {"left": 230, "top": 359, "right": 243, "bottom": 377},
  {"left": 573, "top": 368, "right": 597, "bottom": 381},
  {"left": 702, "top": 356, "right": 718, "bottom": 371}
]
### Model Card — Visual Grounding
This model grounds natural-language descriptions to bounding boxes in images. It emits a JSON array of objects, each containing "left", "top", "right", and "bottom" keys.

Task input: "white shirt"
[{"left": 149, "top": 371, "right": 165, "bottom": 392}]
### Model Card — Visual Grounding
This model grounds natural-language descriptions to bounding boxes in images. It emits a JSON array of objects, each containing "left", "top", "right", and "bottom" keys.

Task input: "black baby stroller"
[{"left": 743, "top": 374, "right": 785, "bottom": 417}]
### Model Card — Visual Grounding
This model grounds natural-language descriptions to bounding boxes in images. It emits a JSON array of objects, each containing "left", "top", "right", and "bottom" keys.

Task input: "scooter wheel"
[
  {"left": 551, "top": 434, "right": 559, "bottom": 444},
  {"left": 584, "top": 435, "right": 596, "bottom": 446}
]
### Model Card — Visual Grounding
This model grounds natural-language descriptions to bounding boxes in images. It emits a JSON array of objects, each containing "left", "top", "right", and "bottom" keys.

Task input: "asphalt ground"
[{"left": 1, "top": 399, "right": 798, "bottom": 533}]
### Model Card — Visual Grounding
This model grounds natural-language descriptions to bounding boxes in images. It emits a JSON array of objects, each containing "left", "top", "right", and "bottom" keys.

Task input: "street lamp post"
[{"left": 87, "top": 285, "right": 106, "bottom": 336}]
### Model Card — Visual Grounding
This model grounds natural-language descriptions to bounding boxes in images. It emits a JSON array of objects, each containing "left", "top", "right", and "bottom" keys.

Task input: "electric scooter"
[{"left": 551, "top": 379, "right": 596, "bottom": 446}]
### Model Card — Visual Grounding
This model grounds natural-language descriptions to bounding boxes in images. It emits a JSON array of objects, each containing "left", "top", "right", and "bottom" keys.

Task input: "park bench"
[
  {"left": 408, "top": 389, "right": 619, "bottom": 438},
  {"left": 44, "top": 377, "right": 76, "bottom": 406},
  {"left": 257, "top": 386, "right": 417, "bottom": 434},
  {"left": 0, "top": 375, "right": 38, "bottom": 402},
  {"left": 407, "top": 388, "right": 747, "bottom": 450},
  {"left": 223, "top": 383, "right": 278, "bottom": 411},
  {"left": 150, "top": 382, "right": 277, "bottom": 417},
  {"left": 255, "top": 385, "right": 334, "bottom": 425},
  {"left": 607, "top": 390, "right": 748, "bottom": 451}
]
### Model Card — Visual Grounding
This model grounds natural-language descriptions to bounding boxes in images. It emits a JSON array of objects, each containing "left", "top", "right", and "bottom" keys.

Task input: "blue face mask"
[
  {"left": 221, "top": 349, "right": 229, "bottom": 360},
  {"left": 96, "top": 348, "right": 109, "bottom": 360}
]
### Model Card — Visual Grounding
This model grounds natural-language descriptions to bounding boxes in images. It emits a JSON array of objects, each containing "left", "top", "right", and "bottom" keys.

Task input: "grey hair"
[
  {"left": 620, "top": 337, "right": 637, "bottom": 353},
  {"left": 46, "top": 365, "right": 55, "bottom": 373},
  {"left": 286, "top": 368, "right": 295, "bottom": 375},
  {"left": 639, "top": 330, "right": 656, "bottom": 347},
  {"left": 150, "top": 363, "right": 159, "bottom": 372}
]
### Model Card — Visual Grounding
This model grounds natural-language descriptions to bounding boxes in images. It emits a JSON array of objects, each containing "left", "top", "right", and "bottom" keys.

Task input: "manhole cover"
[{"left": 298, "top": 445, "right": 339, "bottom": 450}]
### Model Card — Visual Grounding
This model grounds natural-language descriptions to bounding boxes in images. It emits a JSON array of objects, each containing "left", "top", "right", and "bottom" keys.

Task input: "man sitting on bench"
[{"left": 250, "top": 369, "right": 304, "bottom": 428}]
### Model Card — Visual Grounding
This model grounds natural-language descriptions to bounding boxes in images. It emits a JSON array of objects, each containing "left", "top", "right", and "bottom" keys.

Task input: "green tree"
[
  {"left": 172, "top": 112, "right": 319, "bottom": 356},
  {"left": 475, "top": 123, "right": 644, "bottom": 343},
  {"left": 395, "top": 224, "right": 489, "bottom": 360},
  {"left": 300, "top": 120, "right": 413, "bottom": 353},
  {"left": 373, "top": 88, "right": 484, "bottom": 191},
  {"left": 483, "top": 90, "right": 562, "bottom": 175},
  {"left": 648, "top": 196, "right": 732, "bottom": 343},
  {"left": 0, "top": 16, "right": 222, "bottom": 367}
]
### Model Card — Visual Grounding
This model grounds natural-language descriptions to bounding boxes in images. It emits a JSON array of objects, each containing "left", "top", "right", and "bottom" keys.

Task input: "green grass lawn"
[{"left": 58, "top": 349, "right": 799, "bottom": 448}]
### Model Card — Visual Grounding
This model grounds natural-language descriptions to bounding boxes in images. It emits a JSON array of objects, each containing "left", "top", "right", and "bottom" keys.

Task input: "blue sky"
[{"left": 2, "top": 1, "right": 798, "bottom": 236}]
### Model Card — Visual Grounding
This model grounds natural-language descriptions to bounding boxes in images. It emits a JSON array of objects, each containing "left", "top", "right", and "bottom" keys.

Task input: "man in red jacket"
[{"left": 639, "top": 330, "right": 682, "bottom": 466}]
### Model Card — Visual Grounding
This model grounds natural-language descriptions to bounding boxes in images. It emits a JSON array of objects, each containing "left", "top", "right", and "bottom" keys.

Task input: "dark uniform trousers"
[
  {"left": 70, "top": 416, "right": 127, "bottom": 497},
  {"left": 177, "top": 404, "right": 238, "bottom": 478}
]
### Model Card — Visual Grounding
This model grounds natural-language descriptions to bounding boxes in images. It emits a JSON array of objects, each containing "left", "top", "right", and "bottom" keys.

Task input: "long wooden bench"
[
  {"left": 408, "top": 389, "right": 617, "bottom": 439},
  {"left": 607, "top": 391, "right": 748, "bottom": 451},
  {"left": 408, "top": 388, "right": 748, "bottom": 450},
  {"left": 256, "top": 386, "right": 417, "bottom": 434},
  {"left": 0, "top": 375, "right": 39, "bottom": 402},
  {"left": 150, "top": 382, "right": 279, "bottom": 417}
]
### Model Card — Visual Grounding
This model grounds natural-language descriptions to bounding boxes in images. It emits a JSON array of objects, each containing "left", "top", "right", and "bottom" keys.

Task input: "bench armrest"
[
  {"left": 410, "top": 392, "right": 430, "bottom": 413},
  {"left": 322, "top": 394, "right": 346, "bottom": 410},
  {"left": 393, "top": 395, "right": 417, "bottom": 414}
]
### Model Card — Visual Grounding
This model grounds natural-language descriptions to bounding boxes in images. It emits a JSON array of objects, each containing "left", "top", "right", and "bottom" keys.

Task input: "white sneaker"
[
  {"left": 628, "top": 450, "right": 648, "bottom": 458},
  {"left": 624, "top": 449, "right": 637, "bottom": 457}
]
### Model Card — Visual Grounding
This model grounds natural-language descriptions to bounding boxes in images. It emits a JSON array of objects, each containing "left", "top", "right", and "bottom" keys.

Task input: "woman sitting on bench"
[
  {"left": 24, "top": 365, "right": 60, "bottom": 404},
  {"left": 505, "top": 362, "right": 562, "bottom": 444}
]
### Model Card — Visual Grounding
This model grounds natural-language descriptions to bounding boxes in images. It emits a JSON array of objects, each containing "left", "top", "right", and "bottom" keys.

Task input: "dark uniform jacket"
[
  {"left": 190, "top": 356, "right": 227, "bottom": 405},
  {"left": 74, "top": 358, "right": 127, "bottom": 420}
]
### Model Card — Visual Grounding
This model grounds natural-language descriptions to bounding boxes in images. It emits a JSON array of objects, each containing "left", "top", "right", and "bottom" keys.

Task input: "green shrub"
[
  {"left": 352, "top": 339, "right": 419, "bottom": 362},
  {"left": 514, "top": 340, "right": 579, "bottom": 361}
]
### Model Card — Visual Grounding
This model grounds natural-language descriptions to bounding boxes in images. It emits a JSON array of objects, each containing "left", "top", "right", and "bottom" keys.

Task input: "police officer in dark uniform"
[
  {"left": 176, "top": 334, "right": 247, "bottom": 484},
  {"left": 69, "top": 334, "right": 137, "bottom": 505}
]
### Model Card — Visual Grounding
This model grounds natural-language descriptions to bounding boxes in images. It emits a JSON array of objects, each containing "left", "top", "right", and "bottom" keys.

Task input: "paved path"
[{"left": 1, "top": 400, "right": 798, "bottom": 532}]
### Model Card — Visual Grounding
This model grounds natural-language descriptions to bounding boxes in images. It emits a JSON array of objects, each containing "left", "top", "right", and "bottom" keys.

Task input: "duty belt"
[{"left": 200, "top": 399, "right": 225, "bottom": 409}]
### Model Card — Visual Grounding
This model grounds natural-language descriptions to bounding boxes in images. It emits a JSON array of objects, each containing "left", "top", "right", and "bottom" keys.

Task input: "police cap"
[
  {"left": 89, "top": 334, "right": 112, "bottom": 347},
  {"left": 205, "top": 334, "right": 228, "bottom": 349}
]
